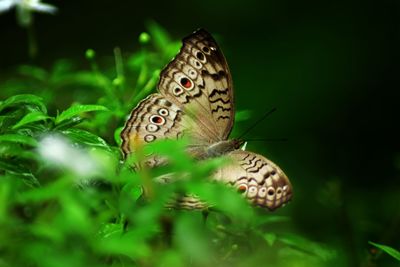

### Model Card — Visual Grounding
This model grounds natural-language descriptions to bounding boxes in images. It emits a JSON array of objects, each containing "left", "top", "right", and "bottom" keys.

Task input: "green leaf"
[
  {"left": 98, "top": 223, "right": 124, "bottom": 239},
  {"left": 62, "top": 128, "right": 110, "bottom": 150},
  {"left": 0, "top": 159, "right": 36, "bottom": 179},
  {"left": 0, "top": 94, "right": 46, "bottom": 114},
  {"left": 0, "top": 160, "right": 25, "bottom": 173},
  {"left": 12, "top": 111, "right": 52, "bottom": 129},
  {"left": 51, "top": 59, "right": 75, "bottom": 78},
  {"left": 235, "top": 110, "right": 252, "bottom": 122},
  {"left": 254, "top": 215, "right": 291, "bottom": 226},
  {"left": 146, "top": 20, "right": 172, "bottom": 53},
  {"left": 114, "top": 126, "right": 123, "bottom": 146},
  {"left": 145, "top": 21, "right": 181, "bottom": 60},
  {"left": 55, "top": 104, "right": 109, "bottom": 125},
  {"left": 0, "top": 134, "right": 38, "bottom": 146},
  {"left": 18, "top": 65, "right": 48, "bottom": 81},
  {"left": 369, "top": 241, "right": 400, "bottom": 261},
  {"left": 133, "top": 69, "right": 160, "bottom": 103},
  {"left": 264, "top": 233, "right": 277, "bottom": 246},
  {"left": 18, "top": 178, "right": 71, "bottom": 203},
  {"left": 278, "top": 233, "right": 336, "bottom": 261},
  {"left": 121, "top": 182, "right": 143, "bottom": 202},
  {"left": 0, "top": 144, "right": 37, "bottom": 160},
  {"left": 54, "top": 71, "right": 111, "bottom": 88},
  {"left": 175, "top": 214, "right": 213, "bottom": 266},
  {"left": 52, "top": 116, "right": 85, "bottom": 130},
  {"left": 95, "top": 230, "right": 150, "bottom": 259}
]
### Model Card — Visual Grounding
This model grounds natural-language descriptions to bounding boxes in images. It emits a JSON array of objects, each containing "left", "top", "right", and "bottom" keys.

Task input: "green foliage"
[
  {"left": 0, "top": 22, "right": 363, "bottom": 267},
  {"left": 55, "top": 104, "right": 109, "bottom": 125},
  {"left": 369, "top": 242, "right": 400, "bottom": 262}
]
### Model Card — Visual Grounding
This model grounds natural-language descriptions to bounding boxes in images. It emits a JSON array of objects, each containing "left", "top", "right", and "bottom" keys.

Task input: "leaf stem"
[{"left": 27, "top": 22, "right": 38, "bottom": 59}]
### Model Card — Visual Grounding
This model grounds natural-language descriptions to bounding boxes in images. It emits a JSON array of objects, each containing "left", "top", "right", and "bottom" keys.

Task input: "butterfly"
[{"left": 121, "top": 29, "right": 292, "bottom": 211}]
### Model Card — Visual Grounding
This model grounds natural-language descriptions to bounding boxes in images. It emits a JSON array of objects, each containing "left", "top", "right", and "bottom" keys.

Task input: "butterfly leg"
[
  {"left": 202, "top": 209, "right": 209, "bottom": 225},
  {"left": 159, "top": 215, "right": 174, "bottom": 246}
]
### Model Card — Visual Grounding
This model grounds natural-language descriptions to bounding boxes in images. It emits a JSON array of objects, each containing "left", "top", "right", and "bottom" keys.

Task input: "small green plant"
[
  {"left": 0, "top": 23, "right": 338, "bottom": 267},
  {"left": 0, "top": 0, "right": 58, "bottom": 58}
]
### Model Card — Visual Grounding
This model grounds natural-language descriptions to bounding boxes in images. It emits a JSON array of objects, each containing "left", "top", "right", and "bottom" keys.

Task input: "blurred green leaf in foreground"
[{"left": 0, "top": 22, "right": 369, "bottom": 267}]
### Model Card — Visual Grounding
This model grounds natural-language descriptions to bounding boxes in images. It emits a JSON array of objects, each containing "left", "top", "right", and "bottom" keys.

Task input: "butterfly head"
[{"left": 232, "top": 139, "right": 245, "bottom": 149}]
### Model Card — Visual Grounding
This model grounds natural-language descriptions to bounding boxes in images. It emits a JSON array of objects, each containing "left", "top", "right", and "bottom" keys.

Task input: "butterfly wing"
[
  {"left": 157, "top": 29, "right": 234, "bottom": 142},
  {"left": 161, "top": 150, "right": 292, "bottom": 211},
  {"left": 121, "top": 93, "right": 183, "bottom": 158},
  {"left": 122, "top": 29, "right": 234, "bottom": 157},
  {"left": 121, "top": 29, "right": 292, "bottom": 211},
  {"left": 214, "top": 150, "right": 292, "bottom": 210}
]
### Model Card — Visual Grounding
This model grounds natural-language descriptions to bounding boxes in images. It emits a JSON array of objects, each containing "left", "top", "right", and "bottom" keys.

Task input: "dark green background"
[{"left": 1, "top": 0, "right": 399, "bottom": 266}]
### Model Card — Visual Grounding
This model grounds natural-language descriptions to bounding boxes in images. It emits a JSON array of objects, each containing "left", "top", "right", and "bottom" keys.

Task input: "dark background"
[{"left": 1, "top": 0, "right": 399, "bottom": 266}]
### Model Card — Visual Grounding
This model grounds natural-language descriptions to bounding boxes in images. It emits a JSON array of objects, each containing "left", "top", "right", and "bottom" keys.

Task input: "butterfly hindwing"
[{"left": 214, "top": 150, "right": 292, "bottom": 210}]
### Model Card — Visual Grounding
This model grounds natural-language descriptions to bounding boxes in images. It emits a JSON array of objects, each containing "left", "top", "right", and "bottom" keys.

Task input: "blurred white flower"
[
  {"left": 38, "top": 135, "right": 99, "bottom": 177},
  {"left": 0, "top": 0, "right": 57, "bottom": 14}
]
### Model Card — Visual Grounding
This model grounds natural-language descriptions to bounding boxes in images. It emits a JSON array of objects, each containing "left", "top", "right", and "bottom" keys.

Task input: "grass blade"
[{"left": 369, "top": 241, "right": 400, "bottom": 261}]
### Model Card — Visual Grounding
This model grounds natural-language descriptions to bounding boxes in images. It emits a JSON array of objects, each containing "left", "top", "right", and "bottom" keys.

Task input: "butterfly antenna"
[
  {"left": 246, "top": 138, "right": 288, "bottom": 142},
  {"left": 237, "top": 107, "right": 277, "bottom": 139}
]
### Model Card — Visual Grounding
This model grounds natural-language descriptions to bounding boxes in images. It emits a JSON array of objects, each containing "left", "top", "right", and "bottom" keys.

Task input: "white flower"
[
  {"left": 38, "top": 135, "right": 99, "bottom": 177},
  {"left": 0, "top": 0, "right": 57, "bottom": 14}
]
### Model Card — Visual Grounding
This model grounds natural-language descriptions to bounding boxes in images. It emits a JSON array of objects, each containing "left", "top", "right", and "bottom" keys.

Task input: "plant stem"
[
  {"left": 27, "top": 22, "right": 38, "bottom": 60},
  {"left": 113, "top": 46, "right": 125, "bottom": 92}
]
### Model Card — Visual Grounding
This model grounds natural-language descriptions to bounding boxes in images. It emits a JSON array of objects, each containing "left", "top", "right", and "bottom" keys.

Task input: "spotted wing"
[
  {"left": 213, "top": 150, "right": 293, "bottom": 210},
  {"left": 157, "top": 29, "right": 234, "bottom": 143},
  {"left": 121, "top": 29, "right": 234, "bottom": 159},
  {"left": 120, "top": 94, "right": 183, "bottom": 160}
]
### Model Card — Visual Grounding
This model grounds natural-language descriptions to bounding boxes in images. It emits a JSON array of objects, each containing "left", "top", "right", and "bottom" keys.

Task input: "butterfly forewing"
[
  {"left": 120, "top": 94, "right": 183, "bottom": 157},
  {"left": 122, "top": 29, "right": 235, "bottom": 157},
  {"left": 158, "top": 29, "right": 234, "bottom": 142}
]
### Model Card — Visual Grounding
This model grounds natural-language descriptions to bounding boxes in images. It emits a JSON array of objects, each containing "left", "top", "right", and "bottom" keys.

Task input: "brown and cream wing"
[
  {"left": 120, "top": 93, "right": 184, "bottom": 157},
  {"left": 214, "top": 150, "right": 293, "bottom": 210},
  {"left": 158, "top": 29, "right": 234, "bottom": 142}
]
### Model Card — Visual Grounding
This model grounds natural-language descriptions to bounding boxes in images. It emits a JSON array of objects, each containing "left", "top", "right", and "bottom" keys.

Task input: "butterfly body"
[
  {"left": 204, "top": 139, "right": 243, "bottom": 158},
  {"left": 121, "top": 29, "right": 292, "bottom": 211}
]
